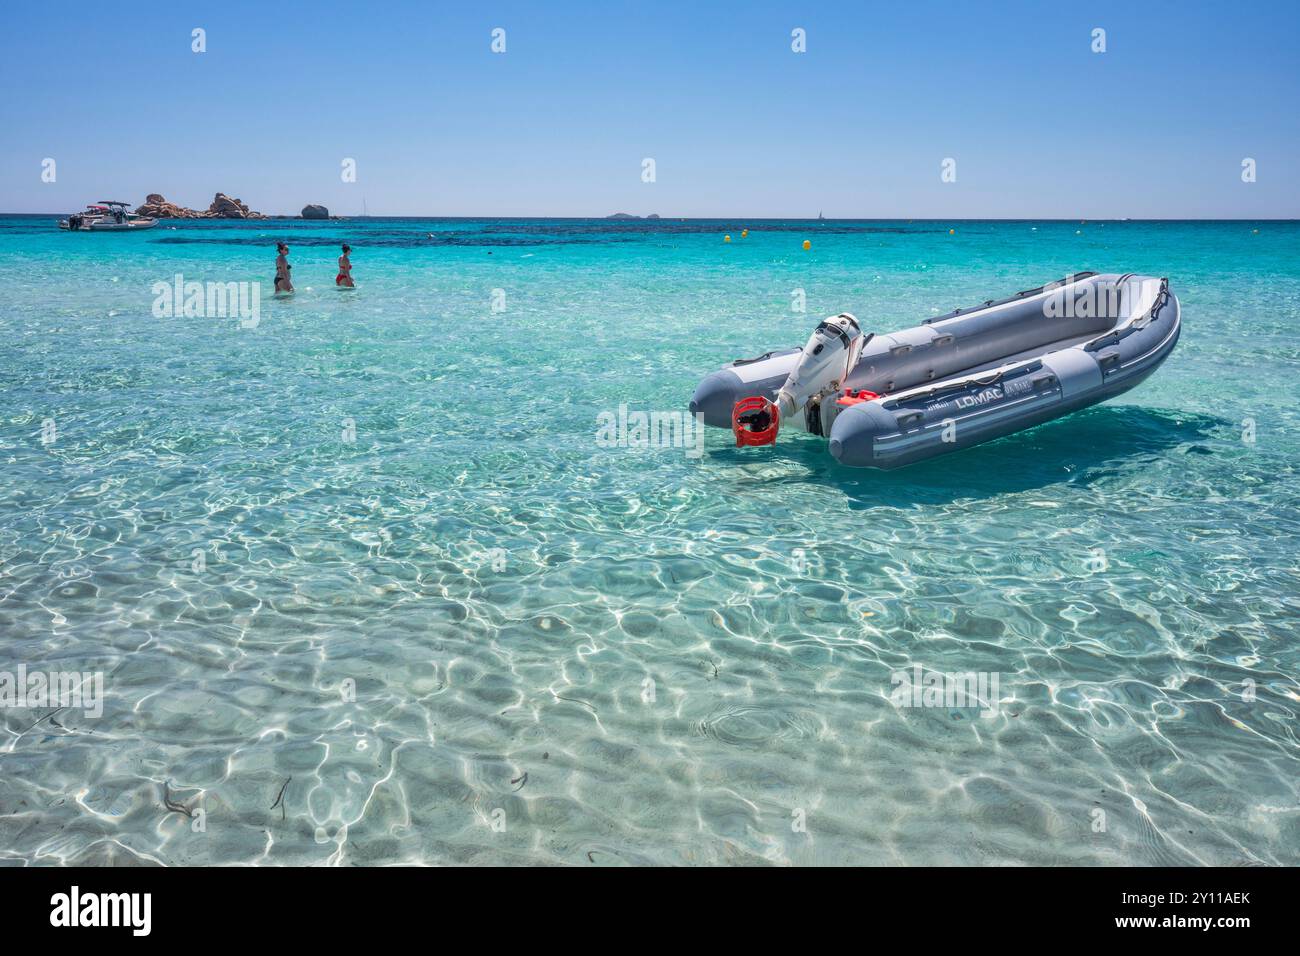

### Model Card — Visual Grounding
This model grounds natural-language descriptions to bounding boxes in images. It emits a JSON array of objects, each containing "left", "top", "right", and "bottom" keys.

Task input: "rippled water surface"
[{"left": 1, "top": 216, "right": 1297, "bottom": 865}]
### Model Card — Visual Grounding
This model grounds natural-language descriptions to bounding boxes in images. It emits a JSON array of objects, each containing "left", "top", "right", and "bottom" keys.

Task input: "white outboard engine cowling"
[{"left": 732, "top": 313, "right": 868, "bottom": 446}]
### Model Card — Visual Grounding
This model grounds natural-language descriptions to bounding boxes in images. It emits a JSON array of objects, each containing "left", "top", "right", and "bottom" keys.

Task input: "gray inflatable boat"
[{"left": 689, "top": 272, "right": 1181, "bottom": 469}]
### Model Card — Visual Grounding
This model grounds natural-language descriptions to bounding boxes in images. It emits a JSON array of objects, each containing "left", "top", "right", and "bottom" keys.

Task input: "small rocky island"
[
  {"left": 301, "top": 204, "right": 329, "bottom": 219},
  {"left": 606, "top": 212, "right": 660, "bottom": 219},
  {"left": 135, "top": 193, "right": 267, "bottom": 219}
]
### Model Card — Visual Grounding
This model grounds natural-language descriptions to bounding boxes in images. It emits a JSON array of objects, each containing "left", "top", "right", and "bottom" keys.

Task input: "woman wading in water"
[
  {"left": 336, "top": 244, "right": 354, "bottom": 288},
  {"left": 274, "top": 243, "right": 293, "bottom": 294}
]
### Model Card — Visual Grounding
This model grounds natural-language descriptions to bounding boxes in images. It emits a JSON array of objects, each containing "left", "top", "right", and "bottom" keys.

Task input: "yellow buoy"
[
  {"left": 724, "top": 235, "right": 731, "bottom": 243},
  {"left": 741, "top": 229, "right": 748, "bottom": 238},
  {"left": 948, "top": 229, "right": 955, "bottom": 235},
  {"left": 802, "top": 239, "right": 811, "bottom": 250}
]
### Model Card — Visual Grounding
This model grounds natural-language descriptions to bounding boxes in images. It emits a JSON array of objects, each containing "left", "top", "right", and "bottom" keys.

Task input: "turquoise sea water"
[{"left": 0, "top": 215, "right": 1297, "bottom": 866}]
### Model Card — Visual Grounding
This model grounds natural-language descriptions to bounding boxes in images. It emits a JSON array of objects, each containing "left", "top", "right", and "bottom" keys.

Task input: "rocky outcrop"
[
  {"left": 301, "top": 204, "right": 329, "bottom": 219},
  {"left": 136, "top": 194, "right": 201, "bottom": 218},
  {"left": 208, "top": 193, "right": 265, "bottom": 219},
  {"left": 135, "top": 192, "right": 267, "bottom": 219}
]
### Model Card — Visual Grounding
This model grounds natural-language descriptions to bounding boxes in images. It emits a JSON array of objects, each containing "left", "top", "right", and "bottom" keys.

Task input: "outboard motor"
[{"left": 732, "top": 313, "right": 868, "bottom": 446}]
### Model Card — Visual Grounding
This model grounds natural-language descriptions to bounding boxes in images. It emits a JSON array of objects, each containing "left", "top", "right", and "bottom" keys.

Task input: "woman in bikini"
[
  {"left": 274, "top": 243, "right": 294, "bottom": 294},
  {"left": 336, "top": 244, "right": 354, "bottom": 288}
]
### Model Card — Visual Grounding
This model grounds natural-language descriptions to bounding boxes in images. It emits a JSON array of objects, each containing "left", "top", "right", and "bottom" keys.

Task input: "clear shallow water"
[{"left": 0, "top": 215, "right": 1297, "bottom": 866}]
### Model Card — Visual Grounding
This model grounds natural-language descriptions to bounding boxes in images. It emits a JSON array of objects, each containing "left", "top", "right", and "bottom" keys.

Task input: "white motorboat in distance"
[{"left": 59, "top": 201, "right": 158, "bottom": 231}]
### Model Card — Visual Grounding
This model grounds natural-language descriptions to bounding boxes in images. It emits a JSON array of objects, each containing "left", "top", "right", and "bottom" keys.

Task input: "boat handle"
[{"left": 895, "top": 411, "right": 924, "bottom": 428}]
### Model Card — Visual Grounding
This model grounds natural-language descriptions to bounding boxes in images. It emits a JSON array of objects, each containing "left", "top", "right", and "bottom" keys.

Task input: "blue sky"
[{"left": 2, "top": 0, "right": 1296, "bottom": 217}]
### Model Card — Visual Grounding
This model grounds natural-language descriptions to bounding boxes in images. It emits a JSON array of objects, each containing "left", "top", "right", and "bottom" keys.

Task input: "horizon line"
[{"left": 5, "top": 213, "right": 1297, "bottom": 222}]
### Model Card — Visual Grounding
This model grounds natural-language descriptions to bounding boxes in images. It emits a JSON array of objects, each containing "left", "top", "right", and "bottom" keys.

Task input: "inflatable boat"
[{"left": 689, "top": 272, "right": 1180, "bottom": 469}]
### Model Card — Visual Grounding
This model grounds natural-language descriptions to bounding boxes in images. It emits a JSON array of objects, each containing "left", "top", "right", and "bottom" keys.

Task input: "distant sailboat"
[{"left": 817, "top": 210, "right": 825, "bottom": 221}]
